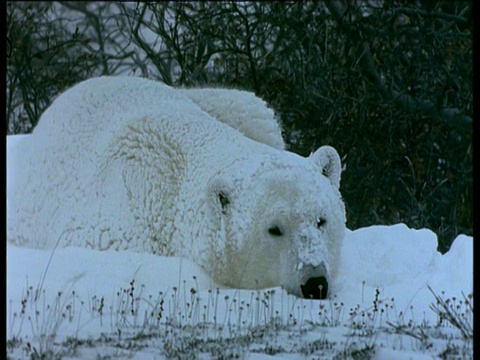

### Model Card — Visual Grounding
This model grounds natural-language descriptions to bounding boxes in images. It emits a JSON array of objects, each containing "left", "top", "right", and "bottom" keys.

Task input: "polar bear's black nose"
[{"left": 301, "top": 276, "right": 328, "bottom": 299}]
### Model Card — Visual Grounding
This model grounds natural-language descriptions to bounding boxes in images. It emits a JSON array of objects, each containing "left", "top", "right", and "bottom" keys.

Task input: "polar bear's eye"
[
  {"left": 316, "top": 217, "right": 327, "bottom": 228},
  {"left": 218, "top": 192, "right": 230, "bottom": 209},
  {"left": 268, "top": 226, "right": 283, "bottom": 237}
]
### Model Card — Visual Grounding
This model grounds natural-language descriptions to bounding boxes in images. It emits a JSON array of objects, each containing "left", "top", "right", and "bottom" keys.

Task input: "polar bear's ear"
[
  {"left": 309, "top": 146, "right": 341, "bottom": 189},
  {"left": 218, "top": 191, "right": 230, "bottom": 214},
  {"left": 208, "top": 180, "right": 232, "bottom": 216}
]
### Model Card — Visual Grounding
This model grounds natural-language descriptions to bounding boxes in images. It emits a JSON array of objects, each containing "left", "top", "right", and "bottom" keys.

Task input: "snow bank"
[
  {"left": 6, "top": 223, "right": 472, "bottom": 357},
  {"left": 7, "top": 224, "right": 472, "bottom": 326},
  {"left": 334, "top": 224, "right": 472, "bottom": 323}
]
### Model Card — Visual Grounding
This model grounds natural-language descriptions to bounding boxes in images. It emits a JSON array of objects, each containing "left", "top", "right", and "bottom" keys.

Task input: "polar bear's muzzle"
[
  {"left": 297, "top": 262, "right": 329, "bottom": 299},
  {"left": 301, "top": 276, "right": 328, "bottom": 299}
]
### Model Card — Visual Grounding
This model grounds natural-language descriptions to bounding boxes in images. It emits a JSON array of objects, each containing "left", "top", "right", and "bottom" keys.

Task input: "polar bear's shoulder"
[{"left": 179, "top": 87, "right": 285, "bottom": 150}]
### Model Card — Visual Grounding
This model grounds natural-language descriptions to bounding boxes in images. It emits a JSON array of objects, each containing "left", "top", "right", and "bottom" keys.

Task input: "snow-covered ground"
[
  {"left": 7, "top": 224, "right": 473, "bottom": 359},
  {"left": 6, "top": 130, "right": 473, "bottom": 359}
]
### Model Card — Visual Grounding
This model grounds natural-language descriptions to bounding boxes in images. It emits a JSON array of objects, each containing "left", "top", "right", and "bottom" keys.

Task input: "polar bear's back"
[
  {"left": 34, "top": 77, "right": 285, "bottom": 152},
  {"left": 34, "top": 77, "right": 187, "bottom": 145}
]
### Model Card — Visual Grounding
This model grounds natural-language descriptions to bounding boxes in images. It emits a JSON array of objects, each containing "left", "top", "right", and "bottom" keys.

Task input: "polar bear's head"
[{"left": 207, "top": 145, "right": 346, "bottom": 299}]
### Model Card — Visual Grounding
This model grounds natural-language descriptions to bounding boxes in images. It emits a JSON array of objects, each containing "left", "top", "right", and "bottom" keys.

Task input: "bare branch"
[
  {"left": 394, "top": 7, "right": 469, "bottom": 25},
  {"left": 324, "top": 0, "right": 471, "bottom": 131}
]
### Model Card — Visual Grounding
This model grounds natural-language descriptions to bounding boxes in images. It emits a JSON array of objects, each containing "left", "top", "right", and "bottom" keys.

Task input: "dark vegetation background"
[{"left": 6, "top": 1, "right": 472, "bottom": 253}]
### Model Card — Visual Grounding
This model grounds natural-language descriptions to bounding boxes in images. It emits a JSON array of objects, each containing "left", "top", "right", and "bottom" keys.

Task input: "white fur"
[
  {"left": 7, "top": 76, "right": 346, "bottom": 298},
  {"left": 179, "top": 87, "right": 285, "bottom": 150}
]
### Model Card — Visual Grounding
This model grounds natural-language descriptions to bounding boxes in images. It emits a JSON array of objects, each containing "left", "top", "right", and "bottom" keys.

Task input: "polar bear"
[{"left": 7, "top": 76, "right": 346, "bottom": 299}]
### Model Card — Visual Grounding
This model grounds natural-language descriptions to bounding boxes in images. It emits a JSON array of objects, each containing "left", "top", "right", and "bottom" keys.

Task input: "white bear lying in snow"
[{"left": 7, "top": 76, "right": 346, "bottom": 299}]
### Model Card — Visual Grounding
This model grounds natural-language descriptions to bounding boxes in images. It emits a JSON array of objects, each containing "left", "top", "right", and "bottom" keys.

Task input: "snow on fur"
[{"left": 7, "top": 76, "right": 346, "bottom": 299}]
